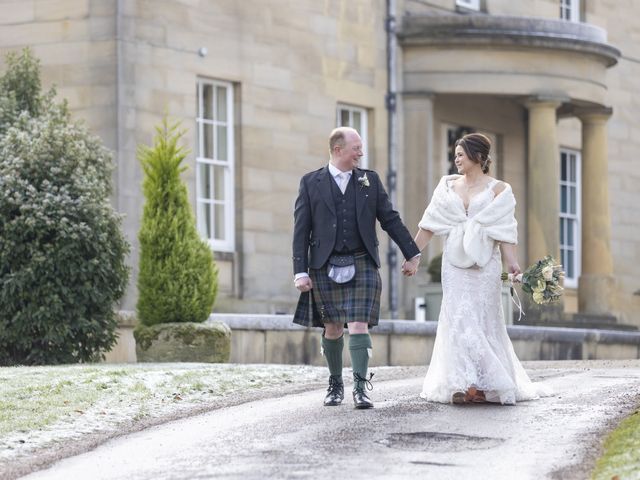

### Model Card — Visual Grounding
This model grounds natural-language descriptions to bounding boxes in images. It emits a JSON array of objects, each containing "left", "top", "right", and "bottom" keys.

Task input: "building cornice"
[{"left": 398, "top": 14, "right": 620, "bottom": 67}]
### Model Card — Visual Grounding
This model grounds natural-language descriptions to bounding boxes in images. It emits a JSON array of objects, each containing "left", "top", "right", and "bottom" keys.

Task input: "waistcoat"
[{"left": 331, "top": 174, "right": 364, "bottom": 253}]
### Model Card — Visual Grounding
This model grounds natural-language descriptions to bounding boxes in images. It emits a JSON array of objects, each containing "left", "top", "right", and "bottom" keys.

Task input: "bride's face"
[{"left": 454, "top": 145, "right": 476, "bottom": 174}]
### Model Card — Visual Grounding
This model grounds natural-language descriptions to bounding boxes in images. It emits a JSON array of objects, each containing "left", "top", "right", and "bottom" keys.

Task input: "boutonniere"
[{"left": 357, "top": 173, "right": 370, "bottom": 188}]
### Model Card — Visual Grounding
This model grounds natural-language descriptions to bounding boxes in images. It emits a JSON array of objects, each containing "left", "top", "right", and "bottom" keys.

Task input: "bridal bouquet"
[{"left": 501, "top": 255, "right": 565, "bottom": 305}]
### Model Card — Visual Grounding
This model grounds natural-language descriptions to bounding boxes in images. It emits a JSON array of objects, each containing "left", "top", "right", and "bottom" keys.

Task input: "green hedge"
[{"left": 0, "top": 50, "right": 129, "bottom": 365}]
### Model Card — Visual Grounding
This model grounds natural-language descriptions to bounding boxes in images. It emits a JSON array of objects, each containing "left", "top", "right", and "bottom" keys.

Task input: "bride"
[{"left": 402, "top": 133, "right": 551, "bottom": 405}]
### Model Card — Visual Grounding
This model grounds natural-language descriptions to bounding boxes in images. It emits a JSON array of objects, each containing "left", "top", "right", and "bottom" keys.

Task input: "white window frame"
[
  {"left": 336, "top": 104, "right": 369, "bottom": 169},
  {"left": 560, "top": 0, "right": 580, "bottom": 22},
  {"left": 456, "top": 0, "right": 480, "bottom": 11},
  {"left": 196, "top": 78, "right": 235, "bottom": 252},
  {"left": 559, "top": 148, "right": 581, "bottom": 288}
]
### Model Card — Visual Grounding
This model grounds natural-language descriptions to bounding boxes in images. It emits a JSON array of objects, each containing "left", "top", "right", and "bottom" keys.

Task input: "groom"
[{"left": 292, "top": 127, "right": 420, "bottom": 409}]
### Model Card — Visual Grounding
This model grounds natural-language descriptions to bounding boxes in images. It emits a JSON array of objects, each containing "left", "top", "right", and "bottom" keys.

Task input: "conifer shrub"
[
  {"left": 136, "top": 118, "right": 217, "bottom": 327},
  {"left": 427, "top": 253, "right": 443, "bottom": 283},
  {"left": 0, "top": 49, "right": 130, "bottom": 365}
]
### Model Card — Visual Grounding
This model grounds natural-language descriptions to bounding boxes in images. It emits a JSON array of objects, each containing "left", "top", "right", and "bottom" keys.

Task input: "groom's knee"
[{"left": 324, "top": 323, "right": 344, "bottom": 339}]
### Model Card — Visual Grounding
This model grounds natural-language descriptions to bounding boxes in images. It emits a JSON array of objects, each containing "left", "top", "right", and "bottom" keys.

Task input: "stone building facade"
[{"left": 1, "top": 0, "right": 638, "bottom": 326}]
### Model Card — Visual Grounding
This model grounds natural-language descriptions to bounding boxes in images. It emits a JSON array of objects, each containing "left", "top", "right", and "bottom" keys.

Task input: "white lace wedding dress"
[{"left": 420, "top": 180, "right": 552, "bottom": 405}]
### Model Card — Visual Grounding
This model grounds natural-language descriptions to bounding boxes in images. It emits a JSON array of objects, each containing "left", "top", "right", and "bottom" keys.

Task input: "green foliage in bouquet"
[
  {"left": 502, "top": 255, "right": 564, "bottom": 305},
  {"left": 0, "top": 49, "right": 130, "bottom": 365},
  {"left": 136, "top": 117, "right": 218, "bottom": 327}
]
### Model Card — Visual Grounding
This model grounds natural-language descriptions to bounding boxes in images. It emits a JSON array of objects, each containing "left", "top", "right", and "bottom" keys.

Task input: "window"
[
  {"left": 456, "top": 0, "right": 480, "bottom": 11},
  {"left": 337, "top": 104, "right": 369, "bottom": 168},
  {"left": 196, "top": 78, "right": 235, "bottom": 252},
  {"left": 559, "top": 149, "right": 581, "bottom": 288},
  {"left": 560, "top": 0, "right": 580, "bottom": 21}
]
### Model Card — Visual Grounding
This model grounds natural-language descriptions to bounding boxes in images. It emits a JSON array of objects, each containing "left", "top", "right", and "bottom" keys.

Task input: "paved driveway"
[{"left": 21, "top": 360, "right": 640, "bottom": 480}]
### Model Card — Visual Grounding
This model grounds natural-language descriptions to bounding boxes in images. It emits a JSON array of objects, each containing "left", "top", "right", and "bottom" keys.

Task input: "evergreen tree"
[
  {"left": 0, "top": 49, "right": 130, "bottom": 365},
  {"left": 137, "top": 117, "right": 217, "bottom": 326}
]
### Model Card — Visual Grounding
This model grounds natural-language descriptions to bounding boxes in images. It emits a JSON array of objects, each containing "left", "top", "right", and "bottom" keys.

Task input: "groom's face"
[{"left": 335, "top": 132, "right": 363, "bottom": 171}]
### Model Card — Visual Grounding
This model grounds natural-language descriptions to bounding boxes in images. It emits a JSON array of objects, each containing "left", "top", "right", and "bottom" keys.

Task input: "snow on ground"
[{"left": 0, "top": 363, "right": 327, "bottom": 469}]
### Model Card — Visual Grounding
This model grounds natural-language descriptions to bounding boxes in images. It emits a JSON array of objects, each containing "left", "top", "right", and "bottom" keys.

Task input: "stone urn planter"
[{"left": 134, "top": 321, "right": 231, "bottom": 363}]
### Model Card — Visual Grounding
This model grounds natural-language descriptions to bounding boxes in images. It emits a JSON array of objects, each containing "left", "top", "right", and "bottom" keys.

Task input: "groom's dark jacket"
[{"left": 292, "top": 165, "right": 419, "bottom": 275}]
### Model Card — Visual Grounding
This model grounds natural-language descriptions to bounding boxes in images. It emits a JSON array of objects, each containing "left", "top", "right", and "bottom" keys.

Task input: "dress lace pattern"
[{"left": 420, "top": 180, "right": 552, "bottom": 405}]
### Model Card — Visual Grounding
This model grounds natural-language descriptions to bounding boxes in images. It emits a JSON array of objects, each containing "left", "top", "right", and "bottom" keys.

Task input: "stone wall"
[
  {"left": 213, "top": 314, "right": 640, "bottom": 366},
  {"left": 104, "top": 313, "right": 640, "bottom": 364}
]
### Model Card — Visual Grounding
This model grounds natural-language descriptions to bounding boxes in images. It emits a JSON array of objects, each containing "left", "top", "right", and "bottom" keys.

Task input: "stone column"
[
  {"left": 575, "top": 107, "right": 615, "bottom": 317},
  {"left": 401, "top": 92, "right": 434, "bottom": 239},
  {"left": 400, "top": 92, "right": 434, "bottom": 318},
  {"left": 525, "top": 97, "right": 563, "bottom": 264},
  {"left": 523, "top": 97, "right": 564, "bottom": 322}
]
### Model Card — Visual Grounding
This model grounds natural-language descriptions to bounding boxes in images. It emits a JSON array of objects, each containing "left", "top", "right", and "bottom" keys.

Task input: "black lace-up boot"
[
  {"left": 352, "top": 372, "right": 374, "bottom": 409},
  {"left": 324, "top": 375, "right": 344, "bottom": 406}
]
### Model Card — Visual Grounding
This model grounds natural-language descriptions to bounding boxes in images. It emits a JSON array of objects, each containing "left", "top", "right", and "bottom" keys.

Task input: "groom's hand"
[
  {"left": 295, "top": 276, "right": 313, "bottom": 292},
  {"left": 402, "top": 256, "right": 420, "bottom": 277}
]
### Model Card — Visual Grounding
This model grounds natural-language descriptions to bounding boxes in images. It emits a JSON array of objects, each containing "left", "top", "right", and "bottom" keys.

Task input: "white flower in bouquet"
[
  {"left": 533, "top": 291, "right": 545, "bottom": 304},
  {"left": 501, "top": 255, "right": 565, "bottom": 315}
]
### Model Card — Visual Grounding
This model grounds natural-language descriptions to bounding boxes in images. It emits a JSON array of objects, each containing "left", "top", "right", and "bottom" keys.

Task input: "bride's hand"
[
  {"left": 402, "top": 257, "right": 420, "bottom": 276},
  {"left": 508, "top": 262, "right": 522, "bottom": 277},
  {"left": 401, "top": 259, "right": 409, "bottom": 275}
]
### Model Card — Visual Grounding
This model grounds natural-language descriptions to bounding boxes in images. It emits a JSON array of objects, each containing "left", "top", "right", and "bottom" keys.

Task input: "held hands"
[
  {"left": 401, "top": 256, "right": 421, "bottom": 277},
  {"left": 294, "top": 276, "right": 313, "bottom": 292}
]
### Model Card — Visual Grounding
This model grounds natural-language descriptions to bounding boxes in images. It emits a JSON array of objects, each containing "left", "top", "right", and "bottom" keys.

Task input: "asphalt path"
[{"left": 21, "top": 360, "right": 640, "bottom": 480}]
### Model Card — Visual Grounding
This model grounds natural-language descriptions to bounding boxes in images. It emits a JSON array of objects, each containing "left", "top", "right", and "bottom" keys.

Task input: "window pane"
[
  {"left": 567, "top": 250, "right": 574, "bottom": 278},
  {"left": 340, "top": 109, "right": 349, "bottom": 126},
  {"left": 216, "top": 86, "right": 227, "bottom": 122},
  {"left": 561, "top": 153, "right": 567, "bottom": 181},
  {"left": 213, "top": 166, "right": 225, "bottom": 201},
  {"left": 560, "top": 218, "right": 565, "bottom": 244},
  {"left": 567, "top": 218, "right": 574, "bottom": 246},
  {"left": 202, "top": 84, "right": 213, "bottom": 120},
  {"left": 570, "top": 155, "right": 577, "bottom": 182},
  {"left": 197, "top": 122, "right": 202, "bottom": 157},
  {"left": 570, "top": 186, "right": 577, "bottom": 214},
  {"left": 352, "top": 111, "right": 362, "bottom": 133},
  {"left": 216, "top": 125, "right": 227, "bottom": 161},
  {"left": 199, "top": 163, "right": 211, "bottom": 198},
  {"left": 214, "top": 204, "right": 226, "bottom": 240},
  {"left": 560, "top": 185, "right": 567, "bottom": 213},
  {"left": 204, "top": 124, "right": 214, "bottom": 159},
  {"left": 198, "top": 202, "right": 211, "bottom": 239}
]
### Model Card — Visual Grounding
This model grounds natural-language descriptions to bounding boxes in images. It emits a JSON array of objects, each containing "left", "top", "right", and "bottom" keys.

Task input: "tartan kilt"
[{"left": 293, "top": 252, "right": 382, "bottom": 328}]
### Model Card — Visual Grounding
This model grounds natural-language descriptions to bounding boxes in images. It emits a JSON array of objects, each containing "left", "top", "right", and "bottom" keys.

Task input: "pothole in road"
[{"left": 377, "top": 431, "right": 504, "bottom": 452}]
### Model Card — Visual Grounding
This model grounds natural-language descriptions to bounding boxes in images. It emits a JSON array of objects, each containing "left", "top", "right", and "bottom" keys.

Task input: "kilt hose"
[{"left": 308, "top": 251, "right": 382, "bottom": 327}]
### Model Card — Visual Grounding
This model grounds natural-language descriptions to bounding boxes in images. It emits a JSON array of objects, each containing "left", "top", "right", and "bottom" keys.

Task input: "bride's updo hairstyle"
[{"left": 455, "top": 133, "right": 492, "bottom": 174}]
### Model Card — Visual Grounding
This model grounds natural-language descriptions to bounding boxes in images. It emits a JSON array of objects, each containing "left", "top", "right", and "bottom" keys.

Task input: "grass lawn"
[
  {"left": 0, "top": 363, "right": 326, "bottom": 471},
  {"left": 592, "top": 409, "right": 640, "bottom": 480}
]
